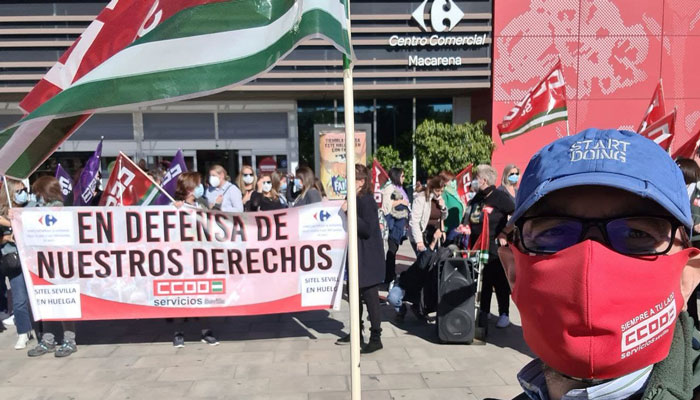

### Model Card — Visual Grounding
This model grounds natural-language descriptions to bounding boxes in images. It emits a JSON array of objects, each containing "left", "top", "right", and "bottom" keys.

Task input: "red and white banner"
[
  {"left": 637, "top": 81, "right": 666, "bottom": 133},
  {"left": 498, "top": 60, "right": 568, "bottom": 141},
  {"left": 11, "top": 203, "right": 347, "bottom": 321},
  {"left": 371, "top": 159, "right": 390, "bottom": 207},
  {"left": 99, "top": 152, "right": 163, "bottom": 206},
  {"left": 455, "top": 164, "right": 473, "bottom": 206},
  {"left": 672, "top": 128, "right": 700, "bottom": 160},
  {"left": 640, "top": 109, "right": 676, "bottom": 151}
]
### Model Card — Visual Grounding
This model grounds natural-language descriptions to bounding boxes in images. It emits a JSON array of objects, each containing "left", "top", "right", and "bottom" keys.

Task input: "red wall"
[{"left": 491, "top": 0, "right": 700, "bottom": 178}]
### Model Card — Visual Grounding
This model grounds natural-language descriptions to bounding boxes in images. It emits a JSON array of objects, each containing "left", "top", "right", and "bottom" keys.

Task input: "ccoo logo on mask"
[{"left": 412, "top": 0, "right": 465, "bottom": 32}]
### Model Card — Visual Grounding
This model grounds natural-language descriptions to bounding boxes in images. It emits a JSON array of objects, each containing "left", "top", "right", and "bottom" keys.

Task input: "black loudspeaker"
[{"left": 437, "top": 258, "right": 476, "bottom": 344}]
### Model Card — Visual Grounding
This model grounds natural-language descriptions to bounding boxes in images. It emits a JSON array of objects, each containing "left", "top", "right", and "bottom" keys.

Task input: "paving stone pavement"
[{"left": 0, "top": 243, "right": 534, "bottom": 399}]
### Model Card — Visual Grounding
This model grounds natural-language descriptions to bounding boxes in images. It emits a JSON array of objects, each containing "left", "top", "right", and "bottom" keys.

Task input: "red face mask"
[{"left": 511, "top": 240, "right": 697, "bottom": 379}]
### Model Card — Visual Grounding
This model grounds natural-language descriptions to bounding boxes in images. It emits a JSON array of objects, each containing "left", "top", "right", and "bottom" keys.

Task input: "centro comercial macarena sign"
[{"left": 389, "top": 0, "right": 489, "bottom": 67}]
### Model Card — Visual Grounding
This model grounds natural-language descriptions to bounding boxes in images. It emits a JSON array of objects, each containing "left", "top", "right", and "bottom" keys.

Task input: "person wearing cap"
[{"left": 498, "top": 128, "right": 700, "bottom": 400}]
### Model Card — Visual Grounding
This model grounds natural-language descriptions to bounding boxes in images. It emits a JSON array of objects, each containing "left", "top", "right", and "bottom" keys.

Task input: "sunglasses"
[
  {"left": 243, "top": 174, "right": 254, "bottom": 178},
  {"left": 508, "top": 172, "right": 519, "bottom": 177},
  {"left": 512, "top": 215, "right": 682, "bottom": 256}
]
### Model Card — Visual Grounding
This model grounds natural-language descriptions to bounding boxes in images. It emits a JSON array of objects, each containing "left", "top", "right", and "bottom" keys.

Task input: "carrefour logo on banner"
[
  {"left": 314, "top": 210, "right": 331, "bottom": 222},
  {"left": 38, "top": 214, "right": 58, "bottom": 227},
  {"left": 412, "top": 0, "right": 464, "bottom": 32}
]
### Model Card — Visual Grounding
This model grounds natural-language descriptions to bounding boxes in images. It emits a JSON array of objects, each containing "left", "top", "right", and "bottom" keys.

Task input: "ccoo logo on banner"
[{"left": 412, "top": 0, "right": 464, "bottom": 32}]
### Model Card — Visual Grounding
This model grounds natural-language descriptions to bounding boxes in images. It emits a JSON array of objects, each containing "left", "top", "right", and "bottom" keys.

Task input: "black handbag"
[{"left": 0, "top": 251, "right": 21, "bottom": 277}]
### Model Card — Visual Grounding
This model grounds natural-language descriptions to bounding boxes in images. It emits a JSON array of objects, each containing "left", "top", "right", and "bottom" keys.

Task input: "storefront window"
[
  {"left": 297, "top": 100, "right": 335, "bottom": 168},
  {"left": 376, "top": 99, "right": 413, "bottom": 160},
  {"left": 416, "top": 98, "right": 452, "bottom": 125}
]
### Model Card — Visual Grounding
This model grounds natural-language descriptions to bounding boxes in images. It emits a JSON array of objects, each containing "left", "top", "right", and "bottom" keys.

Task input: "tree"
[
  {"left": 414, "top": 119, "right": 493, "bottom": 176},
  {"left": 373, "top": 145, "right": 413, "bottom": 185}
]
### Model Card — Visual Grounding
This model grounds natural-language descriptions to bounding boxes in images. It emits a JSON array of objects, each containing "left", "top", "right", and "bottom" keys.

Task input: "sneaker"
[
  {"left": 54, "top": 341, "right": 77, "bottom": 358},
  {"left": 2, "top": 315, "right": 15, "bottom": 327},
  {"left": 496, "top": 313, "right": 510, "bottom": 328},
  {"left": 201, "top": 332, "right": 219, "bottom": 346},
  {"left": 14, "top": 333, "right": 32, "bottom": 350},
  {"left": 173, "top": 333, "right": 185, "bottom": 348},
  {"left": 335, "top": 332, "right": 364, "bottom": 345},
  {"left": 27, "top": 341, "right": 56, "bottom": 357}
]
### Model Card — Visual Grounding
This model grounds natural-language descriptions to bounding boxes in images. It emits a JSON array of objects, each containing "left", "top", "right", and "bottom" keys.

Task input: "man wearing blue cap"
[{"left": 497, "top": 129, "right": 700, "bottom": 399}]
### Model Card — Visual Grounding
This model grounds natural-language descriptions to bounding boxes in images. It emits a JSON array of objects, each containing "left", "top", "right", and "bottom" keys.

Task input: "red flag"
[
  {"left": 637, "top": 81, "right": 666, "bottom": 133},
  {"left": 498, "top": 60, "right": 568, "bottom": 141},
  {"left": 371, "top": 159, "right": 391, "bottom": 207},
  {"left": 671, "top": 129, "right": 700, "bottom": 160},
  {"left": 639, "top": 109, "right": 676, "bottom": 151},
  {"left": 99, "top": 153, "right": 165, "bottom": 206},
  {"left": 455, "top": 164, "right": 473, "bottom": 206}
]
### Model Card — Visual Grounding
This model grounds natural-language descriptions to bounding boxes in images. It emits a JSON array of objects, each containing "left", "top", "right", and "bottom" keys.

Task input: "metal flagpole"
[
  {"left": 566, "top": 119, "right": 571, "bottom": 136},
  {"left": 342, "top": 1, "right": 362, "bottom": 399}
]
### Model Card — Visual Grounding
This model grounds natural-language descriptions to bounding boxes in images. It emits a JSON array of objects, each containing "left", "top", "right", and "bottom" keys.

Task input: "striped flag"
[
  {"left": 640, "top": 108, "right": 676, "bottom": 151},
  {"left": 99, "top": 153, "right": 164, "bottom": 206},
  {"left": 0, "top": 0, "right": 352, "bottom": 179},
  {"left": 498, "top": 60, "right": 568, "bottom": 141},
  {"left": 638, "top": 81, "right": 666, "bottom": 133}
]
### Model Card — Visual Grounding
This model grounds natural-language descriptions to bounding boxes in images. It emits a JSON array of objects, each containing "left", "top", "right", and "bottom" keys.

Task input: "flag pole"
[
  {"left": 120, "top": 151, "right": 176, "bottom": 204},
  {"left": 566, "top": 119, "right": 570, "bottom": 136},
  {"left": 342, "top": 1, "right": 362, "bottom": 398},
  {"left": 2, "top": 176, "right": 12, "bottom": 209}
]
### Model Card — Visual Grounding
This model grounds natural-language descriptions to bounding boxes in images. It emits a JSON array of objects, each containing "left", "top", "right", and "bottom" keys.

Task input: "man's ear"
[
  {"left": 681, "top": 251, "right": 700, "bottom": 311},
  {"left": 498, "top": 244, "right": 516, "bottom": 289}
]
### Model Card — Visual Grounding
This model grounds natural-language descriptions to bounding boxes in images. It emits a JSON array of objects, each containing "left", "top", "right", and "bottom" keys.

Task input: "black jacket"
[
  {"left": 465, "top": 185, "right": 515, "bottom": 257},
  {"left": 354, "top": 192, "right": 385, "bottom": 288}
]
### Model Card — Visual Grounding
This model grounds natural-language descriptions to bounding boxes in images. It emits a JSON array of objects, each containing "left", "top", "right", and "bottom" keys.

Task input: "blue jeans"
[
  {"left": 9, "top": 272, "right": 32, "bottom": 334},
  {"left": 387, "top": 285, "right": 405, "bottom": 312}
]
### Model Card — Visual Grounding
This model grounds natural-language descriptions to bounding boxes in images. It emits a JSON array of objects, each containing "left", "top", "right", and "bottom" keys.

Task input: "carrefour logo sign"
[{"left": 412, "top": 0, "right": 464, "bottom": 32}]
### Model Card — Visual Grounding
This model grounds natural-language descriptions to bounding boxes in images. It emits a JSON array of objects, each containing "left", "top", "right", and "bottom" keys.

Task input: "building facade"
[{"left": 0, "top": 0, "right": 494, "bottom": 179}]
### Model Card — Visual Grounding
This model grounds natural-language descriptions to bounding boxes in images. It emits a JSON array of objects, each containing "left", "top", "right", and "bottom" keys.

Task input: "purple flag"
[
  {"left": 55, "top": 163, "right": 74, "bottom": 204},
  {"left": 154, "top": 149, "right": 187, "bottom": 205},
  {"left": 73, "top": 140, "right": 102, "bottom": 206}
]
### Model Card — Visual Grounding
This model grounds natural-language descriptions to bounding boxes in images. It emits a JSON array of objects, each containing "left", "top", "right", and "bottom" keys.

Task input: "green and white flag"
[{"left": 0, "top": 0, "right": 352, "bottom": 179}]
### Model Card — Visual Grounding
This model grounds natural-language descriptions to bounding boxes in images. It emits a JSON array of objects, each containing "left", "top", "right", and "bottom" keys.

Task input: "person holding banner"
[
  {"left": 292, "top": 167, "right": 322, "bottom": 207},
  {"left": 171, "top": 172, "right": 219, "bottom": 347},
  {"left": 464, "top": 165, "right": 515, "bottom": 330},
  {"left": 337, "top": 164, "right": 386, "bottom": 354},
  {"left": 236, "top": 165, "right": 258, "bottom": 209},
  {"left": 246, "top": 172, "right": 287, "bottom": 212},
  {"left": 0, "top": 179, "right": 35, "bottom": 350},
  {"left": 26, "top": 176, "right": 78, "bottom": 357},
  {"left": 381, "top": 167, "right": 410, "bottom": 284},
  {"left": 206, "top": 165, "right": 243, "bottom": 212},
  {"left": 409, "top": 176, "right": 447, "bottom": 256}
]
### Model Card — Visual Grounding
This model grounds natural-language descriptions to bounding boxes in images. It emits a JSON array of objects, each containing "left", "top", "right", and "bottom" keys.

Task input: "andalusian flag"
[
  {"left": 0, "top": 0, "right": 352, "bottom": 179},
  {"left": 99, "top": 153, "right": 166, "bottom": 206},
  {"left": 498, "top": 60, "right": 568, "bottom": 141}
]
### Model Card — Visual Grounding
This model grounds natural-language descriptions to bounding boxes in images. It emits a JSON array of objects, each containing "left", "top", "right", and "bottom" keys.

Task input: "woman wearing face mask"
[
  {"left": 206, "top": 164, "right": 243, "bottom": 212},
  {"left": 26, "top": 176, "right": 78, "bottom": 358},
  {"left": 381, "top": 167, "right": 410, "bottom": 284},
  {"left": 169, "top": 172, "right": 219, "bottom": 347},
  {"left": 409, "top": 176, "right": 447, "bottom": 255},
  {"left": 438, "top": 170, "right": 465, "bottom": 241},
  {"left": 0, "top": 179, "right": 35, "bottom": 350},
  {"left": 235, "top": 165, "right": 257, "bottom": 208},
  {"left": 292, "top": 166, "right": 322, "bottom": 207},
  {"left": 336, "top": 164, "right": 385, "bottom": 353},
  {"left": 498, "top": 164, "right": 519, "bottom": 202},
  {"left": 246, "top": 172, "right": 286, "bottom": 211}
]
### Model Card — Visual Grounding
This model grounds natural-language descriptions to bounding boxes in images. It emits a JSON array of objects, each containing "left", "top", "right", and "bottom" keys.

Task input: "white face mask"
[
  {"left": 242, "top": 174, "right": 255, "bottom": 185},
  {"left": 262, "top": 182, "right": 272, "bottom": 193},
  {"left": 209, "top": 175, "right": 221, "bottom": 188}
]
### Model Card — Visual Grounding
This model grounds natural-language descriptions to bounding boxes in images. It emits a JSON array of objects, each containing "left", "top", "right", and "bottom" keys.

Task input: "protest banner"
[
  {"left": 455, "top": 164, "right": 473, "bottom": 205},
  {"left": 11, "top": 202, "right": 348, "bottom": 321},
  {"left": 371, "top": 159, "right": 390, "bottom": 207},
  {"left": 317, "top": 130, "right": 367, "bottom": 200}
]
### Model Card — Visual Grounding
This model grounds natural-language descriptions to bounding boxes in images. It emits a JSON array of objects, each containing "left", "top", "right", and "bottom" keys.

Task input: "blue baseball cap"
[{"left": 510, "top": 128, "right": 692, "bottom": 229}]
